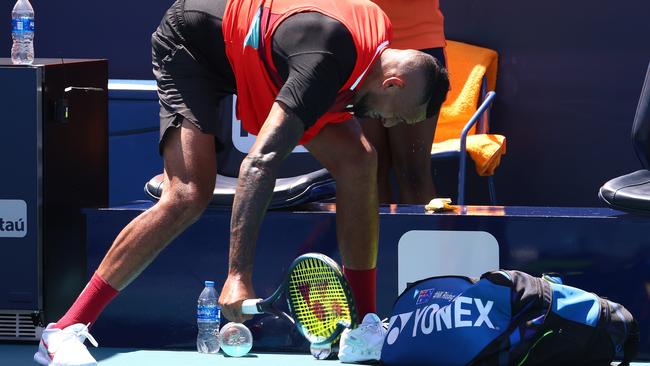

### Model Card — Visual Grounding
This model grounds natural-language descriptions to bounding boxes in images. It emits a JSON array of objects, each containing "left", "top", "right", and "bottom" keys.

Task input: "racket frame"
[{"left": 241, "top": 253, "right": 358, "bottom": 346}]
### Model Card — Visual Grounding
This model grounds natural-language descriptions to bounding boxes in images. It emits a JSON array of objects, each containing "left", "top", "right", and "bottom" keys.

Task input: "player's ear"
[{"left": 381, "top": 76, "right": 405, "bottom": 89}]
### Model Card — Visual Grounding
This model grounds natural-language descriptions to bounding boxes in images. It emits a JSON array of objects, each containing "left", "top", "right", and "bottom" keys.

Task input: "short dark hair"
[{"left": 416, "top": 53, "right": 450, "bottom": 118}]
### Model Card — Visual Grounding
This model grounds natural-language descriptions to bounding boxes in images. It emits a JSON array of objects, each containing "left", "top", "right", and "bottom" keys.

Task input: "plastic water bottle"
[
  {"left": 11, "top": 0, "right": 35, "bottom": 65},
  {"left": 197, "top": 280, "right": 221, "bottom": 354}
]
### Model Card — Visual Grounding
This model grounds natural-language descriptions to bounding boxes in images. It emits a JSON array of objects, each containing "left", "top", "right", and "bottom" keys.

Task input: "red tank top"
[{"left": 223, "top": 0, "right": 392, "bottom": 144}]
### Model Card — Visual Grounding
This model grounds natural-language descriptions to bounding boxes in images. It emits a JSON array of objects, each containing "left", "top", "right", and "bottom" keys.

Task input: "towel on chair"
[
  {"left": 435, "top": 40, "right": 499, "bottom": 143},
  {"left": 432, "top": 40, "right": 503, "bottom": 176},
  {"left": 431, "top": 134, "right": 506, "bottom": 176}
]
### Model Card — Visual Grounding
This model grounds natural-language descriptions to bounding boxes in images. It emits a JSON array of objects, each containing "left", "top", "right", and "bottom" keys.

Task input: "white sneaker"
[
  {"left": 338, "top": 313, "right": 388, "bottom": 363},
  {"left": 34, "top": 323, "right": 99, "bottom": 366}
]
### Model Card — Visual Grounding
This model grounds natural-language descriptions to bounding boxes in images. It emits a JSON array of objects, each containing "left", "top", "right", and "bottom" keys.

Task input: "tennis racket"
[{"left": 241, "top": 253, "right": 357, "bottom": 347}]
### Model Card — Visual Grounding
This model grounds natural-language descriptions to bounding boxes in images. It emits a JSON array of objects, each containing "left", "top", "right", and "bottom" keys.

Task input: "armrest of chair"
[{"left": 458, "top": 91, "right": 497, "bottom": 205}]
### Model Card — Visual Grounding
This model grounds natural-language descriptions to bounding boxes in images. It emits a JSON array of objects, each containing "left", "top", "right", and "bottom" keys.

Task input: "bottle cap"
[{"left": 204, "top": 280, "right": 215, "bottom": 287}]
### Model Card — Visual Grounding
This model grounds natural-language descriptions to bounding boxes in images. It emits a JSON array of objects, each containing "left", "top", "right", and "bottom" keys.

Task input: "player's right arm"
[{"left": 219, "top": 101, "right": 304, "bottom": 323}]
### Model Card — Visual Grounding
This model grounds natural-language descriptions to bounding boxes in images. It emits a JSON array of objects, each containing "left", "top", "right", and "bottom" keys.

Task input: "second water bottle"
[
  {"left": 11, "top": 0, "right": 35, "bottom": 65},
  {"left": 197, "top": 280, "right": 221, "bottom": 354}
]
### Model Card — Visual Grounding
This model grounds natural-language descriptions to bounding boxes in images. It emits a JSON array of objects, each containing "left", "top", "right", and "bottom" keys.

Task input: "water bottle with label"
[
  {"left": 197, "top": 280, "right": 221, "bottom": 354},
  {"left": 11, "top": 0, "right": 35, "bottom": 65}
]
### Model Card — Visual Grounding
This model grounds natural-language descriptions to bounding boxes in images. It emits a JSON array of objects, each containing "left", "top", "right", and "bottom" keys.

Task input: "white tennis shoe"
[
  {"left": 338, "top": 313, "right": 388, "bottom": 363},
  {"left": 34, "top": 323, "right": 98, "bottom": 366}
]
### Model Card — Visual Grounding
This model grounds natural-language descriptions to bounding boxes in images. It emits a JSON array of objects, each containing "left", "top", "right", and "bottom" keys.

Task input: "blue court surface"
[
  {"left": 2, "top": 344, "right": 649, "bottom": 366},
  {"left": 3, "top": 344, "right": 320, "bottom": 366}
]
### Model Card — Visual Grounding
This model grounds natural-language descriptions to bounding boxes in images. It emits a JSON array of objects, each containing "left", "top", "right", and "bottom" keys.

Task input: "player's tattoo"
[{"left": 228, "top": 103, "right": 304, "bottom": 276}]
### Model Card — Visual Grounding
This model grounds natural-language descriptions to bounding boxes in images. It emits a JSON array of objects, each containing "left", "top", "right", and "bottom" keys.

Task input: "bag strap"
[
  {"left": 618, "top": 318, "right": 640, "bottom": 366},
  {"left": 602, "top": 298, "right": 640, "bottom": 366}
]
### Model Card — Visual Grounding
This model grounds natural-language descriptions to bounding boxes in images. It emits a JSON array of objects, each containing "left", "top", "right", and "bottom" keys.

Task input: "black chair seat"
[
  {"left": 598, "top": 62, "right": 650, "bottom": 214},
  {"left": 599, "top": 170, "right": 650, "bottom": 214},
  {"left": 144, "top": 168, "right": 336, "bottom": 209}
]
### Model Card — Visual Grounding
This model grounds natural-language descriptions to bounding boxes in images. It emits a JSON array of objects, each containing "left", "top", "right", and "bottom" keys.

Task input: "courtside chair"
[
  {"left": 599, "top": 61, "right": 650, "bottom": 214},
  {"left": 145, "top": 168, "right": 335, "bottom": 209},
  {"left": 431, "top": 40, "right": 504, "bottom": 205}
]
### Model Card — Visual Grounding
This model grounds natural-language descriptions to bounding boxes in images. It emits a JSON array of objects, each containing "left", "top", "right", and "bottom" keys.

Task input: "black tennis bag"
[{"left": 380, "top": 270, "right": 639, "bottom": 366}]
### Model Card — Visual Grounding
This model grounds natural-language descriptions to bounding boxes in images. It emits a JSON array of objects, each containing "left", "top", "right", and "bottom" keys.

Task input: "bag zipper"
[{"left": 517, "top": 330, "right": 555, "bottom": 366}]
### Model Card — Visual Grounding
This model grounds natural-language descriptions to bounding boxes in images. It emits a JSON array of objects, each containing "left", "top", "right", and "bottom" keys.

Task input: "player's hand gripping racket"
[{"left": 241, "top": 253, "right": 357, "bottom": 351}]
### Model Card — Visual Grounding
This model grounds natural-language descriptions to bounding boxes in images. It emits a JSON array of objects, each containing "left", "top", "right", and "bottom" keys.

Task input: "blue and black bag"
[{"left": 380, "top": 270, "right": 639, "bottom": 366}]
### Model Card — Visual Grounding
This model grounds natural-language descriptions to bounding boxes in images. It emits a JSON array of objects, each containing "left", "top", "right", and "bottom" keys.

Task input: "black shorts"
[{"left": 151, "top": 0, "right": 235, "bottom": 154}]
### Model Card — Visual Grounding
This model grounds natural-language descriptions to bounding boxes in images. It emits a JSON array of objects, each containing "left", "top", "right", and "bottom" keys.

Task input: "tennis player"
[{"left": 34, "top": 0, "right": 448, "bottom": 364}]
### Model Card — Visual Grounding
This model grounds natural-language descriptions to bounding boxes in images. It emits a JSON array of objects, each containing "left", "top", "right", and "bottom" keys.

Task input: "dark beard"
[{"left": 352, "top": 94, "right": 369, "bottom": 117}]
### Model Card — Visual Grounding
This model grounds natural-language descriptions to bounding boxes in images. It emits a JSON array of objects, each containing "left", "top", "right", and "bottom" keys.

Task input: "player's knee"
[
  {"left": 332, "top": 143, "right": 377, "bottom": 181},
  {"left": 361, "top": 145, "right": 378, "bottom": 174},
  {"left": 160, "top": 182, "right": 212, "bottom": 222},
  {"left": 395, "top": 159, "right": 431, "bottom": 187}
]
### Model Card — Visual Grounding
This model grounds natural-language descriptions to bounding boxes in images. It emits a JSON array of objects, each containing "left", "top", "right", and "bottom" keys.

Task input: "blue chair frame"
[
  {"left": 431, "top": 90, "right": 497, "bottom": 206},
  {"left": 458, "top": 91, "right": 497, "bottom": 205}
]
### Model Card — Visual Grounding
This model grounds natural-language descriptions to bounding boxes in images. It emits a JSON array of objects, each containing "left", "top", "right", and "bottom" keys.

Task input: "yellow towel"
[
  {"left": 435, "top": 40, "right": 499, "bottom": 143},
  {"left": 432, "top": 40, "right": 503, "bottom": 176},
  {"left": 431, "top": 134, "right": 506, "bottom": 176}
]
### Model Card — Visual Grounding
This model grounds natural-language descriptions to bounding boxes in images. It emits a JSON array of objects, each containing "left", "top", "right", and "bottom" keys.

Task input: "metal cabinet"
[{"left": 0, "top": 59, "right": 108, "bottom": 340}]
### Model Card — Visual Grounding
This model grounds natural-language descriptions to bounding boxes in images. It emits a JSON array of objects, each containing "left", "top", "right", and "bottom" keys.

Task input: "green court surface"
[{"left": 2, "top": 344, "right": 648, "bottom": 366}]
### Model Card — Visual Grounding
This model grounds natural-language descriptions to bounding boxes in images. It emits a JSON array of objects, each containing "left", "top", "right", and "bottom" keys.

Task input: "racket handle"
[{"left": 241, "top": 299, "right": 263, "bottom": 314}]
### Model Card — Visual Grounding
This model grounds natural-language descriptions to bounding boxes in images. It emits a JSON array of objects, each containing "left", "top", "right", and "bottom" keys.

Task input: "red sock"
[
  {"left": 343, "top": 267, "right": 377, "bottom": 320},
  {"left": 53, "top": 272, "right": 119, "bottom": 329}
]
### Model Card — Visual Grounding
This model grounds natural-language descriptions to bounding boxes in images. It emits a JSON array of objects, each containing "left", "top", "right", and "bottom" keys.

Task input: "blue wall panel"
[
  {"left": 439, "top": 1, "right": 650, "bottom": 206},
  {"left": 107, "top": 80, "right": 162, "bottom": 205},
  {"left": 108, "top": 99, "right": 159, "bottom": 134},
  {"left": 109, "top": 132, "right": 162, "bottom": 205}
]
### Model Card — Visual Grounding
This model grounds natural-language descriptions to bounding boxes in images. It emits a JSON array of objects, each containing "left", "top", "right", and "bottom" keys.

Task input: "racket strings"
[{"left": 288, "top": 258, "right": 352, "bottom": 341}]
